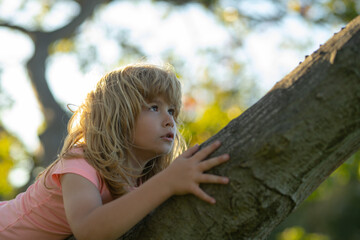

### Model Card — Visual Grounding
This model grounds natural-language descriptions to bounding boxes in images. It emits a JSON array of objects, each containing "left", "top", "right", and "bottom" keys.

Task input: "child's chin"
[
  {"left": 159, "top": 148, "right": 173, "bottom": 156},
  {"left": 150, "top": 149, "right": 172, "bottom": 159}
]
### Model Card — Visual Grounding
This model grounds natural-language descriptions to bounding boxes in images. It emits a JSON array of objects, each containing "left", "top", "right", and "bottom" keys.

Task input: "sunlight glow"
[
  {"left": 8, "top": 167, "right": 30, "bottom": 188},
  {"left": 0, "top": 0, "right": 336, "bottom": 153}
]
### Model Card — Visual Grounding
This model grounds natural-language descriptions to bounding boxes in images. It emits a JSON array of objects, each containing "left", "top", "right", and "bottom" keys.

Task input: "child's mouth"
[{"left": 162, "top": 133, "right": 174, "bottom": 141}]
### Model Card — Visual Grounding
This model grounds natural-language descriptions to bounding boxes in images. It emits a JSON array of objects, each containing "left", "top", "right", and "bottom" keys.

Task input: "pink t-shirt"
[{"left": 0, "top": 155, "right": 113, "bottom": 240}]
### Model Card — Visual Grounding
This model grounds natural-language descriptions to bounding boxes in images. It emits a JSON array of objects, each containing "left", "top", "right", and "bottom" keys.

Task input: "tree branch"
[
  {"left": 0, "top": 22, "right": 34, "bottom": 38},
  {"left": 66, "top": 14, "right": 360, "bottom": 240},
  {"left": 114, "top": 15, "right": 360, "bottom": 240},
  {"left": 48, "top": 0, "right": 109, "bottom": 41}
]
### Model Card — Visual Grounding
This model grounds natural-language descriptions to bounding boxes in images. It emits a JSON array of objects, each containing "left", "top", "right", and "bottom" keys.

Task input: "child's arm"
[{"left": 61, "top": 141, "right": 229, "bottom": 240}]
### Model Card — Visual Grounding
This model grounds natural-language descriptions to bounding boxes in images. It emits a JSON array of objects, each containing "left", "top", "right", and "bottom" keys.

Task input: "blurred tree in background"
[{"left": 0, "top": 0, "right": 359, "bottom": 239}]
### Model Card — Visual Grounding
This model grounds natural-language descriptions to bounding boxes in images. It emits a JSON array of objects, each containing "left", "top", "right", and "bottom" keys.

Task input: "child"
[{"left": 0, "top": 63, "right": 230, "bottom": 240}]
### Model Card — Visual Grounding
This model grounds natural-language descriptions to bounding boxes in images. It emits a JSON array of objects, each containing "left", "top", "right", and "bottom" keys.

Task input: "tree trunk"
[
  {"left": 0, "top": 0, "right": 107, "bottom": 181},
  {"left": 27, "top": 0, "right": 106, "bottom": 168},
  {"left": 26, "top": 33, "right": 70, "bottom": 168},
  {"left": 83, "top": 15, "right": 360, "bottom": 240}
]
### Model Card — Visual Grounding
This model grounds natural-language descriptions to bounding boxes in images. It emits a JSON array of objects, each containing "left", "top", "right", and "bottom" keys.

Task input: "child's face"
[{"left": 131, "top": 97, "right": 176, "bottom": 163}]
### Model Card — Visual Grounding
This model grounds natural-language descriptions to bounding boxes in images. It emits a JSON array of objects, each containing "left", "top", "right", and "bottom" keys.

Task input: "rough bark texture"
[
  {"left": 100, "top": 15, "right": 360, "bottom": 240},
  {"left": 0, "top": 0, "right": 287, "bottom": 171}
]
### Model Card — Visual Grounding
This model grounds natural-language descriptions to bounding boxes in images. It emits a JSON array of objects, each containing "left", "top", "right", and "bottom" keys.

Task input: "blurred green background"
[{"left": 0, "top": 0, "right": 359, "bottom": 239}]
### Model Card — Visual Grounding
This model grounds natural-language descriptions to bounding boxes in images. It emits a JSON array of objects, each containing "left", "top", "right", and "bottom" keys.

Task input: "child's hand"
[{"left": 163, "top": 140, "right": 229, "bottom": 204}]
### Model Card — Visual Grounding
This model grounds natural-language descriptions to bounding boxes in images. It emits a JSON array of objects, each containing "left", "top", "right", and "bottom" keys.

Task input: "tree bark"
[
  {"left": 94, "top": 15, "right": 359, "bottom": 240},
  {"left": 2, "top": 2, "right": 358, "bottom": 239}
]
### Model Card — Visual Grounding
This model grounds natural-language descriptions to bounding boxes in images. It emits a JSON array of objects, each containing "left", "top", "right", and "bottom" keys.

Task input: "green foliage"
[
  {"left": 307, "top": 151, "right": 360, "bottom": 201},
  {"left": 0, "top": 130, "right": 15, "bottom": 199},
  {"left": 325, "top": 0, "right": 359, "bottom": 23},
  {"left": 288, "top": 0, "right": 359, "bottom": 24},
  {"left": 277, "top": 226, "right": 330, "bottom": 240},
  {"left": 270, "top": 150, "right": 360, "bottom": 240},
  {"left": 0, "top": 122, "right": 31, "bottom": 200},
  {"left": 180, "top": 76, "right": 243, "bottom": 145},
  {"left": 182, "top": 99, "right": 241, "bottom": 145},
  {"left": 0, "top": 126, "right": 29, "bottom": 200},
  {"left": 49, "top": 38, "right": 76, "bottom": 54}
]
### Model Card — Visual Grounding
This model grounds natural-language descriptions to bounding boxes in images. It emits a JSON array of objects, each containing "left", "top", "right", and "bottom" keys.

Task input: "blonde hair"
[{"left": 42, "top": 63, "right": 185, "bottom": 198}]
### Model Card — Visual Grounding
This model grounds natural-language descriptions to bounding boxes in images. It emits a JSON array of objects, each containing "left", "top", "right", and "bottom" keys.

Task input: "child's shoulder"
[
  {"left": 49, "top": 148, "right": 97, "bottom": 187},
  {"left": 57, "top": 148, "right": 93, "bottom": 173}
]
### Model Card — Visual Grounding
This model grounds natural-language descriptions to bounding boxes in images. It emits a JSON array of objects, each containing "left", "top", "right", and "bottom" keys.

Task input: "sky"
[{"left": 0, "top": 1, "right": 340, "bottom": 186}]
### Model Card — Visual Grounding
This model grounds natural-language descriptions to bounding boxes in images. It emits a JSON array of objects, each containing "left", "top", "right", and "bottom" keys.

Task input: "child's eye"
[
  {"left": 149, "top": 105, "right": 158, "bottom": 111},
  {"left": 168, "top": 109, "right": 175, "bottom": 116}
]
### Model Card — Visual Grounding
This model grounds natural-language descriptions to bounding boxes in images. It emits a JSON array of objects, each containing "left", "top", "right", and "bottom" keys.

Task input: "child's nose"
[{"left": 163, "top": 113, "right": 175, "bottom": 128}]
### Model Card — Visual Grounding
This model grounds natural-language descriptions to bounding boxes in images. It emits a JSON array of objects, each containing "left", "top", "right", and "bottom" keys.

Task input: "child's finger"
[
  {"left": 192, "top": 187, "right": 216, "bottom": 204},
  {"left": 181, "top": 144, "right": 200, "bottom": 158},
  {"left": 198, "top": 174, "right": 229, "bottom": 184},
  {"left": 198, "top": 154, "right": 229, "bottom": 171},
  {"left": 192, "top": 141, "right": 221, "bottom": 161}
]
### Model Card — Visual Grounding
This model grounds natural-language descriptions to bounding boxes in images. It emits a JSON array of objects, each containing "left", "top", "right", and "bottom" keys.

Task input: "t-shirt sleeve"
[{"left": 51, "top": 158, "right": 100, "bottom": 190}]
